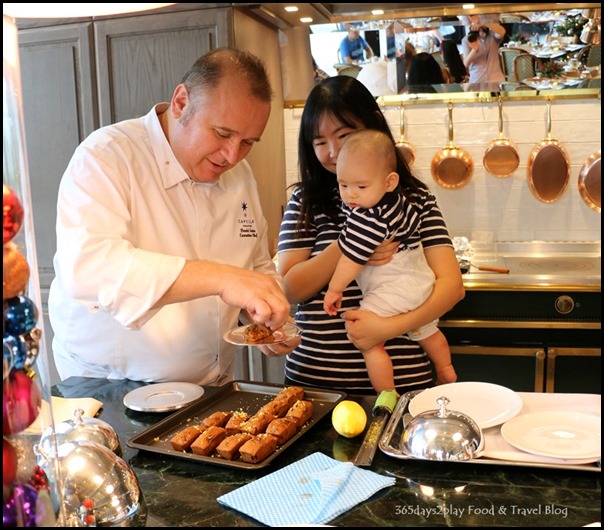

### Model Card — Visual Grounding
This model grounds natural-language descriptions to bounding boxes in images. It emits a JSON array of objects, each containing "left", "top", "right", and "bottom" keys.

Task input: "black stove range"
[{"left": 440, "top": 242, "right": 601, "bottom": 394}]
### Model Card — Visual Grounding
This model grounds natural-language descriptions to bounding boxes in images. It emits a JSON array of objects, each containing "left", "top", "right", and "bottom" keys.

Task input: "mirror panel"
[{"left": 308, "top": 4, "right": 600, "bottom": 103}]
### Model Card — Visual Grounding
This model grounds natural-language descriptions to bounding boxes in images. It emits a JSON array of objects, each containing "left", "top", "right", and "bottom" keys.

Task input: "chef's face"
[
  {"left": 311, "top": 112, "right": 363, "bottom": 174},
  {"left": 168, "top": 76, "right": 270, "bottom": 183}
]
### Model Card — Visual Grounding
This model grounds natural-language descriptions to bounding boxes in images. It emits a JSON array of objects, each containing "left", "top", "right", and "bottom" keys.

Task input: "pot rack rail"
[{"left": 284, "top": 87, "right": 600, "bottom": 108}]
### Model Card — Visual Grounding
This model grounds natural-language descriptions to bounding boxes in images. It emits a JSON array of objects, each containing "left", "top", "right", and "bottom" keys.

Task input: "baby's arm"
[{"left": 324, "top": 255, "right": 364, "bottom": 315}]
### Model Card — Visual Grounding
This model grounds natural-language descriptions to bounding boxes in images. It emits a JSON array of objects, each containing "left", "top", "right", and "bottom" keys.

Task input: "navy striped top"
[{"left": 278, "top": 185, "right": 453, "bottom": 395}]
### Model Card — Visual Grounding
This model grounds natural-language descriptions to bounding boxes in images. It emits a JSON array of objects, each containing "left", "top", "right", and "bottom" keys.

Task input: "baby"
[{"left": 324, "top": 129, "right": 457, "bottom": 393}]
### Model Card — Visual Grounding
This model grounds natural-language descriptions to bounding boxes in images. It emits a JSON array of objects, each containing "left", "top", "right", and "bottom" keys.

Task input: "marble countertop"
[{"left": 53, "top": 377, "right": 601, "bottom": 527}]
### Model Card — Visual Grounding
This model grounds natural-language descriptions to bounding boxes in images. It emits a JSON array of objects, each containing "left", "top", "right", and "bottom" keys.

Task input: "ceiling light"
[
  {"left": 462, "top": 4, "right": 476, "bottom": 9},
  {"left": 372, "top": 10, "right": 385, "bottom": 16},
  {"left": 284, "top": 6, "right": 299, "bottom": 13},
  {"left": 300, "top": 17, "right": 313, "bottom": 23}
]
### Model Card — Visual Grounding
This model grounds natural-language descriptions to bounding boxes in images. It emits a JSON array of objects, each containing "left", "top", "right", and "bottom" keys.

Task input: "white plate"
[
  {"left": 408, "top": 382, "right": 523, "bottom": 429},
  {"left": 223, "top": 322, "right": 302, "bottom": 346},
  {"left": 123, "top": 382, "right": 205, "bottom": 413},
  {"left": 501, "top": 411, "right": 601, "bottom": 460}
]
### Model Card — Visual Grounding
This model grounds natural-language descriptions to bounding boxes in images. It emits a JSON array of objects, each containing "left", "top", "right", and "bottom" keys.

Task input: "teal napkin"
[{"left": 217, "top": 452, "right": 395, "bottom": 526}]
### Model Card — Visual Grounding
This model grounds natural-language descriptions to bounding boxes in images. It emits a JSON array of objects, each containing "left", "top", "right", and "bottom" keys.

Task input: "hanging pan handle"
[
  {"left": 399, "top": 104, "right": 407, "bottom": 142},
  {"left": 447, "top": 101, "right": 455, "bottom": 147},
  {"left": 546, "top": 99, "right": 552, "bottom": 140},
  {"left": 497, "top": 97, "right": 505, "bottom": 139}
]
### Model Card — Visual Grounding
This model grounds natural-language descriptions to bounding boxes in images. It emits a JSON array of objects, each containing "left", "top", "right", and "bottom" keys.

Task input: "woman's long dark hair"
[
  {"left": 441, "top": 39, "right": 468, "bottom": 83},
  {"left": 407, "top": 52, "right": 446, "bottom": 85},
  {"left": 296, "top": 76, "right": 426, "bottom": 230}
]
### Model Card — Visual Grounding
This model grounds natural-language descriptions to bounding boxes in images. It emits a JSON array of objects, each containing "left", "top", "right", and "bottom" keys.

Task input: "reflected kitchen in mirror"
[{"left": 298, "top": 3, "right": 601, "bottom": 101}]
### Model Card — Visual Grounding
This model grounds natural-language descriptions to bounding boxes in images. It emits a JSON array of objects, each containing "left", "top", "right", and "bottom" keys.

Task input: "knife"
[{"left": 353, "top": 390, "right": 398, "bottom": 467}]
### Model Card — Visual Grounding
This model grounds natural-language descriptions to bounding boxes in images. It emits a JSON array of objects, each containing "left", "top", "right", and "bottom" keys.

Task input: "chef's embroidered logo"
[{"left": 238, "top": 201, "right": 258, "bottom": 238}]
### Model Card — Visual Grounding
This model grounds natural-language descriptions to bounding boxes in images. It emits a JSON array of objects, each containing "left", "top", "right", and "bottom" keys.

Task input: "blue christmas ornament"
[{"left": 3, "top": 295, "right": 38, "bottom": 336}]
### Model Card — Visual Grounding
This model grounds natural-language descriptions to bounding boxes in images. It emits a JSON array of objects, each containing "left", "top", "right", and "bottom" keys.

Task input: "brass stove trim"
[
  {"left": 439, "top": 320, "right": 601, "bottom": 330},
  {"left": 546, "top": 347, "right": 602, "bottom": 393},
  {"left": 450, "top": 345, "right": 545, "bottom": 393}
]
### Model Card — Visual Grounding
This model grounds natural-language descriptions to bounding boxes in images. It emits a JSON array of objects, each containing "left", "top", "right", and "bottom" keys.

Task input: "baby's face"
[{"left": 336, "top": 153, "right": 391, "bottom": 210}]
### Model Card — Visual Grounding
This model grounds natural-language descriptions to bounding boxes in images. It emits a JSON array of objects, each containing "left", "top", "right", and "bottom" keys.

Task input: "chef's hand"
[
  {"left": 220, "top": 268, "right": 291, "bottom": 330},
  {"left": 258, "top": 319, "right": 301, "bottom": 357},
  {"left": 367, "top": 238, "right": 398, "bottom": 266}
]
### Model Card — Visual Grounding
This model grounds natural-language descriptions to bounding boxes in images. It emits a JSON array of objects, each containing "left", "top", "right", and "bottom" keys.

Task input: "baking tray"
[
  {"left": 379, "top": 390, "right": 601, "bottom": 473},
  {"left": 127, "top": 380, "right": 346, "bottom": 469}
]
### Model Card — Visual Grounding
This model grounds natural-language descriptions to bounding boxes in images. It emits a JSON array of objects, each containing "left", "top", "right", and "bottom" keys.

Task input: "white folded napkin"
[
  {"left": 217, "top": 452, "right": 395, "bottom": 526},
  {"left": 25, "top": 396, "right": 104, "bottom": 435}
]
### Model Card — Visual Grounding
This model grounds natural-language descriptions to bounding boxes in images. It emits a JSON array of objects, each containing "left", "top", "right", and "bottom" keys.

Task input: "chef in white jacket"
[{"left": 49, "top": 49, "right": 295, "bottom": 384}]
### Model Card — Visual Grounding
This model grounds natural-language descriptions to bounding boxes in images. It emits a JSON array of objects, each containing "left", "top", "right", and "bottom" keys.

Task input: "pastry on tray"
[
  {"left": 190, "top": 426, "right": 227, "bottom": 456},
  {"left": 169, "top": 424, "right": 205, "bottom": 452},
  {"left": 285, "top": 400, "right": 314, "bottom": 427},
  {"left": 215, "top": 432, "right": 253, "bottom": 460},
  {"left": 225, "top": 410, "right": 250, "bottom": 435},
  {"left": 266, "top": 418, "right": 297, "bottom": 445},
  {"left": 239, "top": 433, "right": 279, "bottom": 463}
]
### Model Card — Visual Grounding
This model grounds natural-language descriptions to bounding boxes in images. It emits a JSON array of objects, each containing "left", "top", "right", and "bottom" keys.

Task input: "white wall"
[{"left": 283, "top": 98, "right": 601, "bottom": 243}]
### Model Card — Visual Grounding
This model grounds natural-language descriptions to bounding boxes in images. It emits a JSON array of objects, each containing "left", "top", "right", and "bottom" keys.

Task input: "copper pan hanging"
[
  {"left": 578, "top": 149, "right": 601, "bottom": 213},
  {"left": 431, "top": 102, "right": 473, "bottom": 189},
  {"left": 395, "top": 103, "right": 416, "bottom": 167},
  {"left": 527, "top": 99, "right": 570, "bottom": 203},
  {"left": 483, "top": 97, "right": 520, "bottom": 178}
]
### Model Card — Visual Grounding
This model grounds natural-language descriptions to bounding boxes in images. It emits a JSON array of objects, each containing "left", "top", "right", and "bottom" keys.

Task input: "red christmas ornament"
[
  {"left": 3, "top": 437, "right": 18, "bottom": 486},
  {"left": 3, "top": 184, "right": 24, "bottom": 244},
  {"left": 3, "top": 369, "right": 42, "bottom": 435}
]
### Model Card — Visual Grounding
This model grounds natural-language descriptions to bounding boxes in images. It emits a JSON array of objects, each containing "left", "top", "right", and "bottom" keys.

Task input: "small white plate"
[
  {"left": 123, "top": 382, "right": 205, "bottom": 413},
  {"left": 501, "top": 411, "right": 601, "bottom": 460},
  {"left": 409, "top": 381, "right": 523, "bottom": 429},
  {"left": 223, "top": 322, "right": 302, "bottom": 346}
]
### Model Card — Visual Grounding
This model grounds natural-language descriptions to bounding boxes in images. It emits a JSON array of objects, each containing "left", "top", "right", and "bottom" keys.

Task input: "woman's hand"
[
  {"left": 366, "top": 238, "right": 398, "bottom": 266},
  {"left": 341, "top": 309, "right": 395, "bottom": 352}
]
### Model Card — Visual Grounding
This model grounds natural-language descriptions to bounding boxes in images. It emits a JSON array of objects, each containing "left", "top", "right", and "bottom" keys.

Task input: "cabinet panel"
[
  {"left": 18, "top": 23, "right": 98, "bottom": 290},
  {"left": 94, "top": 8, "right": 232, "bottom": 125}
]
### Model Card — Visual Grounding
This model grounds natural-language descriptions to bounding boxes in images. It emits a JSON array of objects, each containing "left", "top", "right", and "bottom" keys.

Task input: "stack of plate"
[{"left": 500, "top": 411, "right": 601, "bottom": 464}]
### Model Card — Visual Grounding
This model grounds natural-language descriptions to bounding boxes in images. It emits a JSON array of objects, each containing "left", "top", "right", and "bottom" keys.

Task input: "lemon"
[{"left": 331, "top": 400, "right": 367, "bottom": 438}]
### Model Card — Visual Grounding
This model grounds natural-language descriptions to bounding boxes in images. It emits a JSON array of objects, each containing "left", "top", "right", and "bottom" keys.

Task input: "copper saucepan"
[
  {"left": 395, "top": 103, "right": 416, "bottom": 167},
  {"left": 527, "top": 100, "right": 570, "bottom": 204},
  {"left": 577, "top": 149, "right": 601, "bottom": 213},
  {"left": 483, "top": 98, "right": 520, "bottom": 178},
  {"left": 431, "top": 102, "right": 473, "bottom": 189}
]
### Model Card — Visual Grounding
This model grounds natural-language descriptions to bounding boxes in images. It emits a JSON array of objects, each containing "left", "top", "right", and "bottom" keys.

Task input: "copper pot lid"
[
  {"left": 483, "top": 98, "right": 520, "bottom": 178},
  {"left": 578, "top": 149, "right": 601, "bottom": 213},
  {"left": 431, "top": 102, "right": 473, "bottom": 189},
  {"left": 527, "top": 100, "right": 570, "bottom": 203},
  {"left": 395, "top": 104, "right": 416, "bottom": 167}
]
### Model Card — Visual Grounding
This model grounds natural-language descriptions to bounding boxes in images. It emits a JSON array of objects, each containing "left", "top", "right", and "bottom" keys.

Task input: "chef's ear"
[
  {"left": 171, "top": 83, "right": 190, "bottom": 118},
  {"left": 386, "top": 171, "right": 399, "bottom": 191}
]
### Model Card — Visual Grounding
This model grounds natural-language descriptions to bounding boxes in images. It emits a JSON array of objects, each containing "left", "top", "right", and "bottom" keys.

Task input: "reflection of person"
[
  {"left": 324, "top": 130, "right": 457, "bottom": 391},
  {"left": 339, "top": 24, "right": 374, "bottom": 64},
  {"left": 461, "top": 15, "right": 506, "bottom": 84},
  {"left": 386, "top": 23, "right": 396, "bottom": 59},
  {"left": 49, "top": 48, "right": 296, "bottom": 384},
  {"left": 405, "top": 52, "right": 446, "bottom": 93},
  {"left": 277, "top": 76, "right": 465, "bottom": 395},
  {"left": 312, "top": 58, "right": 330, "bottom": 85},
  {"left": 441, "top": 38, "right": 468, "bottom": 83}
]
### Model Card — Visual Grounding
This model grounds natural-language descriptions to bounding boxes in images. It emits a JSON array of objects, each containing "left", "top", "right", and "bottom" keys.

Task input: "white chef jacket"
[{"left": 48, "top": 104, "right": 279, "bottom": 384}]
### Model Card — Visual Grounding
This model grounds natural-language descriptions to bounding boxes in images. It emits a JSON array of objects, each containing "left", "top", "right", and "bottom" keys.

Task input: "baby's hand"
[{"left": 323, "top": 289, "right": 342, "bottom": 316}]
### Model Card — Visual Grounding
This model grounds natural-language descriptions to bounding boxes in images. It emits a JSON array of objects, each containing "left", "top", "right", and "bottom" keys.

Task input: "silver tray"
[{"left": 379, "top": 390, "right": 601, "bottom": 473}]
